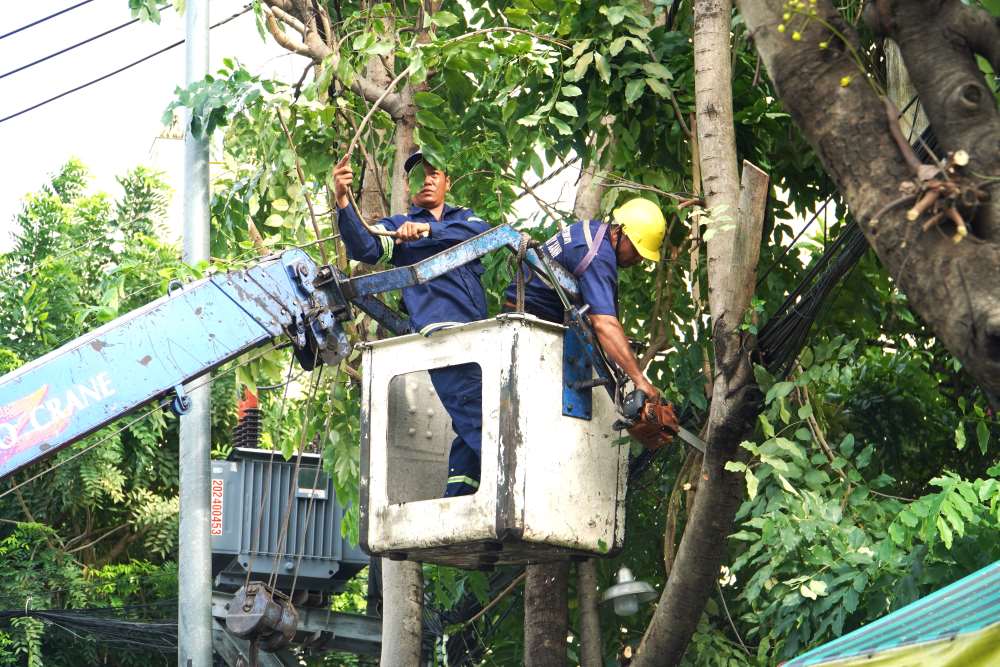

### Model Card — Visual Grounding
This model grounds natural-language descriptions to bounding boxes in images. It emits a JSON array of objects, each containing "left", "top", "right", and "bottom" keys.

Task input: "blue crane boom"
[{"left": 0, "top": 225, "right": 581, "bottom": 481}]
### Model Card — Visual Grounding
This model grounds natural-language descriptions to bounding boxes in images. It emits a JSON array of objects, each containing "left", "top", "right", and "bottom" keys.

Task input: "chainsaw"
[{"left": 612, "top": 389, "right": 707, "bottom": 453}]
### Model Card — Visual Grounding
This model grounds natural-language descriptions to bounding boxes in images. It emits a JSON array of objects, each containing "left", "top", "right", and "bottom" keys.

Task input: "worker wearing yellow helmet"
[{"left": 503, "top": 197, "right": 667, "bottom": 399}]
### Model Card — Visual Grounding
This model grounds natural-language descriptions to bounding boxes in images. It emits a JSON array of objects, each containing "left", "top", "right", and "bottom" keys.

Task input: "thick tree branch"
[
  {"left": 631, "top": 0, "right": 769, "bottom": 659},
  {"left": 262, "top": 0, "right": 406, "bottom": 119},
  {"left": 739, "top": 0, "right": 1000, "bottom": 403}
]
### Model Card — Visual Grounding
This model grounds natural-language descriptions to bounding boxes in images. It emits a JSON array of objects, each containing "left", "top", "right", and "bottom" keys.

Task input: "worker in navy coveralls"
[
  {"left": 503, "top": 198, "right": 668, "bottom": 400},
  {"left": 332, "top": 151, "right": 486, "bottom": 497}
]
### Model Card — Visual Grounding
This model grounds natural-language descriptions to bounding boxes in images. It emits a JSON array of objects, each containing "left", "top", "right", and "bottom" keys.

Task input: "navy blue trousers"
[{"left": 428, "top": 363, "right": 482, "bottom": 497}]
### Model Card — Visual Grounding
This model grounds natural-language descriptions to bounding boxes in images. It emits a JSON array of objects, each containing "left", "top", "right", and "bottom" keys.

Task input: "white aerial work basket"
[{"left": 358, "top": 313, "right": 628, "bottom": 569}]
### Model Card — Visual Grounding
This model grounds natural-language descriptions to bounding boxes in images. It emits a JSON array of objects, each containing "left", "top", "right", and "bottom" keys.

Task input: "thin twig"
[
  {"left": 459, "top": 571, "right": 527, "bottom": 628},
  {"left": 440, "top": 27, "right": 570, "bottom": 50},
  {"left": 276, "top": 109, "right": 331, "bottom": 264},
  {"left": 513, "top": 157, "right": 580, "bottom": 199},
  {"left": 345, "top": 65, "right": 413, "bottom": 157},
  {"left": 519, "top": 176, "right": 571, "bottom": 226},
  {"left": 717, "top": 582, "right": 751, "bottom": 655}
]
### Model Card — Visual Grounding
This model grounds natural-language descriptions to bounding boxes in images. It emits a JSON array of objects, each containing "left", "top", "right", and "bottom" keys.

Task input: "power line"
[
  {"left": 0, "top": 4, "right": 252, "bottom": 126},
  {"left": 0, "top": 0, "right": 98, "bottom": 41},
  {"left": 0, "top": 4, "right": 173, "bottom": 83}
]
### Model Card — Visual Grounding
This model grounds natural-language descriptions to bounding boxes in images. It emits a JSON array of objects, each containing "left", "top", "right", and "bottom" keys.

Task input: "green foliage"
[
  {"left": 0, "top": 163, "right": 185, "bottom": 664},
  {"left": 142, "top": 0, "right": 1000, "bottom": 663},
  {"left": 726, "top": 334, "right": 1000, "bottom": 661}
]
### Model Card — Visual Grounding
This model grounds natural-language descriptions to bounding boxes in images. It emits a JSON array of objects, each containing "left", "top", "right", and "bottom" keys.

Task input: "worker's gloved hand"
[
  {"left": 627, "top": 396, "right": 679, "bottom": 451},
  {"left": 394, "top": 221, "right": 431, "bottom": 242}
]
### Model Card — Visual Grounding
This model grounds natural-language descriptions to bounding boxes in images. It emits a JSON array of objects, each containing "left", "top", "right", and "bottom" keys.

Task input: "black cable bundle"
[
  {"left": 758, "top": 124, "right": 939, "bottom": 378},
  {"left": 0, "top": 600, "right": 178, "bottom": 654}
]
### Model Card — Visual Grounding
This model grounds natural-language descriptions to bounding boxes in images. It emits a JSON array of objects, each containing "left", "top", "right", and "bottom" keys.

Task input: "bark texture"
[
  {"left": 524, "top": 561, "right": 570, "bottom": 667},
  {"left": 380, "top": 559, "right": 424, "bottom": 666},
  {"left": 632, "top": 1, "right": 769, "bottom": 660},
  {"left": 262, "top": 0, "right": 406, "bottom": 118},
  {"left": 738, "top": 0, "right": 1000, "bottom": 402},
  {"left": 577, "top": 559, "right": 603, "bottom": 667}
]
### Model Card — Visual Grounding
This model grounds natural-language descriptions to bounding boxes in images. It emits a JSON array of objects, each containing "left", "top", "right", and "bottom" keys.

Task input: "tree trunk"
[
  {"left": 577, "top": 559, "right": 603, "bottom": 667},
  {"left": 380, "top": 558, "right": 424, "bottom": 666},
  {"left": 632, "top": 0, "right": 769, "bottom": 661},
  {"left": 737, "top": 0, "right": 1000, "bottom": 404},
  {"left": 378, "top": 79, "right": 423, "bottom": 667},
  {"left": 524, "top": 561, "right": 570, "bottom": 667}
]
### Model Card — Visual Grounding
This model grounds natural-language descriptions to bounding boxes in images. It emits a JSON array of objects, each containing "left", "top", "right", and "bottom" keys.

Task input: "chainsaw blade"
[{"left": 676, "top": 426, "right": 707, "bottom": 453}]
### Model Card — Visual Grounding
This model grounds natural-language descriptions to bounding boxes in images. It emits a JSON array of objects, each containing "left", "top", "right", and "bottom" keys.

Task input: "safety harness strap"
[{"left": 572, "top": 221, "right": 609, "bottom": 277}]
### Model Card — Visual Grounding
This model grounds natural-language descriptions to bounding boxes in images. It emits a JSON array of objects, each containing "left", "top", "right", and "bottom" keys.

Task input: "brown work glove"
[{"left": 628, "top": 399, "right": 680, "bottom": 451}]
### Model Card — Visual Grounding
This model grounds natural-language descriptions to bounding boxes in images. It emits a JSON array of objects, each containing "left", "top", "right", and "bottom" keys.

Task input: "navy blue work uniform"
[
  {"left": 504, "top": 220, "right": 619, "bottom": 323},
  {"left": 337, "top": 203, "right": 489, "bottom": 497}
]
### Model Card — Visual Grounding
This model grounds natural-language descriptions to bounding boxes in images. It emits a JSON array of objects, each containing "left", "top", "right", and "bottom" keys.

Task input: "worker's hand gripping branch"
[{"left": 332, "top": 155, "right": 431, "bottom": 242}]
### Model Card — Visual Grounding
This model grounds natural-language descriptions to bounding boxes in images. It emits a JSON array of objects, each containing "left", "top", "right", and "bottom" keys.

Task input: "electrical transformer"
[{"left": 210, "top": 448, "right": 367, "bottom": 595}]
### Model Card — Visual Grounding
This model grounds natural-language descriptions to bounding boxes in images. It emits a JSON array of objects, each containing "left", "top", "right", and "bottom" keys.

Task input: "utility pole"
[{"left": 179, "top": 1, "right": 212, "bottom": 665}]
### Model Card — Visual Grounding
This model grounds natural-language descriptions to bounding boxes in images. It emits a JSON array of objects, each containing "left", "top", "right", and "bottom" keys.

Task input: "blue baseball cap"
[{"left": 403, "top": 149, "right": 424, "bottom": 174}]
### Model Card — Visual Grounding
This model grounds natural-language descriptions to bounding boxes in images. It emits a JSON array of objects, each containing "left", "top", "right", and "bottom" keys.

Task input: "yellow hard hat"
[{"left": 612, "top": 198, "right": 666, "bottom": 262}]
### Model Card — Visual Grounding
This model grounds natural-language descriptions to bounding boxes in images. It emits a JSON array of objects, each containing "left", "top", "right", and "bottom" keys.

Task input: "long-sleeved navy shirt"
[
  {"left": 503, "top": 220, "right": 619, "bottom": 323},
  {"left": 337, "top": 202, "right": 491, "bottom": 334}
]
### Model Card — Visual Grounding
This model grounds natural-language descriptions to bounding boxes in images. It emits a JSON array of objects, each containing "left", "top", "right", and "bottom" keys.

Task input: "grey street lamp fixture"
[{"left": 601, "top": 566, "right": 658, "bottom": 616}]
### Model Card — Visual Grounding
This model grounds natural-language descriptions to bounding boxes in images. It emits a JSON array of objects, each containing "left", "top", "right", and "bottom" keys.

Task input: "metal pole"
[{"left": 179, "top": 1, "right": 212, "bottom": 665}]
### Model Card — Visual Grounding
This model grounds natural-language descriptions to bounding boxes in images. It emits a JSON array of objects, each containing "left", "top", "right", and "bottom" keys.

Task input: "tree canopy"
[{"left": 0, "top": 0, "right": 996, "bottom": 663}]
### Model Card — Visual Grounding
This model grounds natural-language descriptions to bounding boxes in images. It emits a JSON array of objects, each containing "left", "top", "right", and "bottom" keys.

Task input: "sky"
[{"left": 0, "top": 0, "right": 571, "bottom": 252}]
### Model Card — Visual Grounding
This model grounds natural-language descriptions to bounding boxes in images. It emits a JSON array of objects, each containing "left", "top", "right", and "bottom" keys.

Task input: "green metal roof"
[{"left": 787, "top": 560, "right": 1000, "bottom": 666}]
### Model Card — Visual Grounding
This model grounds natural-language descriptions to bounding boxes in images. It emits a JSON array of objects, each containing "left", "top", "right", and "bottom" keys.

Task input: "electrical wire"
[
  {"left": 0, "top": 600, "right": 179, "bottom": 653},
  {"left": 0, "top": 4, "right": 173, "bottom": 82},
  {"left": 0, "top": 4, "right": 252, "bottom": 126},
  {"left": 0, "top": 0, "right": 97, "bottom": 41}
]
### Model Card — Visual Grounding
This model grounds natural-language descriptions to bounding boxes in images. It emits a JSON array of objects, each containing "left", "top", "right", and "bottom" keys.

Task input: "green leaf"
[
  {"left": 888, "top": 521, "right": 905, "bottom": 544},
  {"left": 977, "top": 420, "right": 990, "bottom": 455},
  {"left": 560, "top": 85, "right": 583, "bottom": 97},
  {"left": 843, "top": 588, "right": 859, "bottom": 613},
  {"left": 517, "top": 113, "right": 543, "bottom": 127},
  {"left": 625, "top": 78, "right": 646, "bottom": 104},
  {"left": 416, "top": 109, "right": 448, "bottom": 130},
  {"left": 646, "top": 77, "right": 670, "bottom": 98},
  {"left": 839, "top": 433, "right": 855, "bottom": 457},
  {"left": 745, "top": 469, "right": 758, "bottom": 500},
  {"left": 642, "top": 62, "right": 673, "bottom": 80},
  {"left": 936, "top": 515, "right": 954, "bottom": 548},
  {"left": 431, "top": 10, "right": 459, "bottom": 27},
  {"left": 414, "top": 91, "right": 445, "bottom": 108},
  {"left": 797, "top": 403, "right": 813, "bottom": 420},
  {"left": 264, "top": 213, "right": 284, "bottom": 227},
  {"left": 855, "top": 444, "right": 873, "bottom": 469},
  {"left": 759, "top": 414, "right": 775, "bottom": 438},
  {"left": 601, "top": 5, "right": 627, "bottom": 25},
  {"left": 271, "top": 198, "right": 289, "bottom": 212},
  {"left": 725, "top": 461, "right": 747, "bottom": 472},
  {"left": 594, "top": 52, "right": 611, "bottom": 84},
  {"left": 555, "top": 101, "right": 579, "bottom": 118},
  {"left": 369, "top": 40, "right": 394, "bottom": 57},
  {"left": 573, "top": 52, "right": 595, "bottom": 79},
  {"left": 573, "top": 39, "right": 593, "bottom": 59},
  {"left": 609, "top": 36, "right": 628, "bottom": 56},
  {"left": 765, "top": 381, "right": 795, "bottom": 404},
  {"left": 955, "top": 424, "right": 966, "bottom": 451},
  {"left": 549, "top": 116, "right": 572, "bottom": 135}
]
